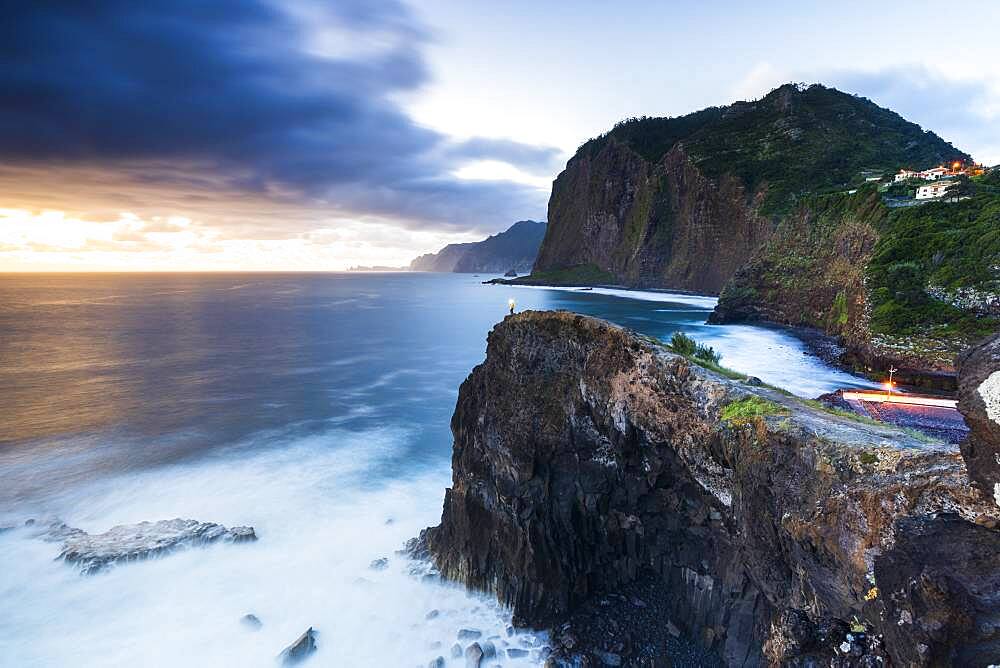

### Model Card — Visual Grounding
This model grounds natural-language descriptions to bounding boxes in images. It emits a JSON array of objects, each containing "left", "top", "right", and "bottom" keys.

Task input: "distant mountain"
[
  {"left": 346, "top": 265, "right": 408, "bottom": 272},
  {"left": 531, "top": 83, "right": 968, "bottom": 294},
  {"left": 409, "top": 220, "right": 546, "bottom": 273}
]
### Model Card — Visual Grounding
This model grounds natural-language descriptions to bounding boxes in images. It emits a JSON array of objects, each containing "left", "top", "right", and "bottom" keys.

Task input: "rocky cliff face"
[
  {"left": 958, "top": 332, "right": 1000, "bottom": 504},
  {"left": 535, "top": 142, "right": 771, "bottom": 293},
  {"left": 410, "top": 220, "right": 546, "bottom": 274},
  {"left": 416, "top": 311, "right": 1000, "bottom": 666},
  {"left": 530, "top": 83, "right": 966, "bottom": 294},
  {"left": 712, "top": 189, "right": 1000, "bottom": 383}
]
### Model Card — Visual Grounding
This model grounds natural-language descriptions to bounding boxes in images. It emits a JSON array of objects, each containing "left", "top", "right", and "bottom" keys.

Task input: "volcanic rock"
[
  {"left": 241, "top": 613, "right": 263, "bottom": 630},
  {"left": 414, "top": 310, "right": 1000, "bottom": 666},
  {"left": 44, "top": 518, "right": 256, "bottom": 574},
  {"left": 277, "top": 627, "right": 317, "bottom": 665},
  {"left": 957, "top": 332, "right": 1000, "bottom": 504}
]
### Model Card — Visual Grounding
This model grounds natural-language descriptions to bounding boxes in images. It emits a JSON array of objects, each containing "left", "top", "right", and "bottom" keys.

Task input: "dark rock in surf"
[
  {"left": 43, "top": 518, "right": 257, "bottom": 574},
  {"left": 241, "top": 614, "right": 263, "bottom": 630},
  {"left": 464, "top": 642, "right": 483, "bottom": 668},
  {"left": 277, "top": 627, "right": 317, "bottom": 665}
]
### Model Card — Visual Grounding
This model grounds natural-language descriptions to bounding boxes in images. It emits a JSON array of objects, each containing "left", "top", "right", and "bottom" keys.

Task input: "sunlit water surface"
[{"left": 0, "top": 273, "right": 874, "bottom": 667}]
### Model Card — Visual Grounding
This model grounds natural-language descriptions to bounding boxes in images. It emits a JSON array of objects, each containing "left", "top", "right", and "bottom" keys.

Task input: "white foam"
[
  {"left": 509, "top": 284, "right": 720, "bottom": 309},
  {"left": 0, "top": 428, "right": 545, "bottom": 667},
  {"left": 687, "top": 323, "right": 878, "bottom": 397}
]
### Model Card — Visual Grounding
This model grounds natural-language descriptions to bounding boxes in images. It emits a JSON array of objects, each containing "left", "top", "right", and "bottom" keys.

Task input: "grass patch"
[
  {"left": 720, "top": 396, "right": 789, "bottom": 425},
  {"left": 514, "top": 263, "right": 617, "bottom": 286},
  {"left": 858, "top": 451, "right": 879, "bottom": 465},
  {"left": 801, "top": 399, "right": 882, "bottom": 426}
]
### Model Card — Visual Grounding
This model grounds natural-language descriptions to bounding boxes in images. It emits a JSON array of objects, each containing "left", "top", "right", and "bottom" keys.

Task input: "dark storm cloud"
[{"left": 0, "top": 0, "right": 556, "bottom": 229}]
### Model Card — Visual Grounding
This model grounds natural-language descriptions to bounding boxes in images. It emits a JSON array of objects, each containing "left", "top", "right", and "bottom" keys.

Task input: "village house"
[
  {"left": 894, "top": 169, "right": 918, "bottom": 182},
  {"left": 918, "top": 166, "right": 951, "bottom": 180},
  {"left": 915, "top": 180, "right": 955, "bottom": 199}
]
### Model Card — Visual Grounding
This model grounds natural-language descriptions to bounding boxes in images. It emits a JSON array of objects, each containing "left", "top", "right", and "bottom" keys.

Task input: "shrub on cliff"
[{"left": 669, "top": 332, "right": 721, "bottom": 364}]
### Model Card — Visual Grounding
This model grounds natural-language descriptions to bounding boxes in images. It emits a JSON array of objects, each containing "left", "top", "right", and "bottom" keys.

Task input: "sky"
[{"left": 2, "top": 0, "right": 999, "bottom": 271}]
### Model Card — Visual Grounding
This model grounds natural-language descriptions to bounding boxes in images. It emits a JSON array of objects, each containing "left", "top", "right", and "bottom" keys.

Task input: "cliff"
[
  {"left": 529, "top": 83, "right": 966, "bottom": 294},
  {"left": 711, "top": 186, "right": 1000, "bottom": 381},
  {"left": 409, "top": 220, "right": 546, "bottom": 274},
  {"left": 533, "top": 141, "right": 771, "bottom": 292},
  {"left": 958, "top": 332, "right": 1000, "bottom": 502},
  {"left": 416, "top": 311, "right": 1000, "bottom": 666}
]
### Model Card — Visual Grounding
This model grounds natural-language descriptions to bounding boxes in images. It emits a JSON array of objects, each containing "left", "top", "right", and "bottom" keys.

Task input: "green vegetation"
[
  {"left": 801, "top": 399, "right": 881, "bottom": 426},
  {"left": 578, "top": 84, "right": 966, "bottom": 215},
  {"left": 720, "top": 396, "right": 789, "bottom": 425},
  {"left": 828, "top": 291, "right": 849, "bottom": 328},
  {"left": 867, "top": 193, "right": 1000, "bottom": 338},
  {"left": 882, "top": 180, "right": 920, "bottom": 199},
  {"left": 858, "top": 451, "right": 879, "bottom": 465},
  {"left": 643, "top": 333, "right": 744, "bottom": 380},
  {"left": 669, "top": 332, "right": 721, "bottom": 364},
  {"left": 514, "top": 263, "right": 617, "bottom": 286}
]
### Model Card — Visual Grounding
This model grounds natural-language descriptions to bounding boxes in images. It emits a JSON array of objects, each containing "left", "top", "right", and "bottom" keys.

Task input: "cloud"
[{"left": 0, "top": 0, "right": 557, "bottom": 234}]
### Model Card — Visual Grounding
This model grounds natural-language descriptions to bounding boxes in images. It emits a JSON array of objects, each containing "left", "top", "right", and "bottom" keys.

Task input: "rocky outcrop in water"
[
  {"left": 278, "top": 627, "right": 317, "bottom": 665},
  {"left": 416, "top": 311, "right": 1000, "bottom": 666},
  {"left": 958, "top": 332, "right": 1000, "bottom": 505},
  {"left": 43, "top": 518, "right": 256, "bottom": 574}
]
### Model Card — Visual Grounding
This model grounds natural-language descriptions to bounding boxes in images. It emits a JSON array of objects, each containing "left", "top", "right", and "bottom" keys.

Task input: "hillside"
[
  {"left": 527, "top": 83, "right": 967, "bottom": 293},
  {"left": 409, "top": 220, "right": 546, "bottom": 274},
  {"left": 711, "top": 180, "right": 1000, "bottom": 380}
]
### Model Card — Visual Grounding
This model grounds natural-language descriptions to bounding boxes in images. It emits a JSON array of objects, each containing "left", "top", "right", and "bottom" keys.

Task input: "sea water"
[{"left": 0, "top": 272, "right": 873, "bottom": 667}]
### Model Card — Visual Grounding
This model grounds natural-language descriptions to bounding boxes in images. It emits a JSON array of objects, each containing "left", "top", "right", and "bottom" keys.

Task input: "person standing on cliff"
[{"left": 508, "top": 298, "right": 516, "bottom": 315}]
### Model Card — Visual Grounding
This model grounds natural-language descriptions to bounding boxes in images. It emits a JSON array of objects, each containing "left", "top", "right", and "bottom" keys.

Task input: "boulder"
[
  {"left": 277, "top": 627, "right": 317, "bottom": 665},
  {"left": 957, "top": 332, "right": 1000, "bottom": 504},
  {"left": 43, "top": 518, "right": 256, "bottom": 574},
  {"left": 240, "top": 613, "right": 263, "bottom": 630},
  {"left": 464, "top": 642, "right": 483, "bottom": 668}
]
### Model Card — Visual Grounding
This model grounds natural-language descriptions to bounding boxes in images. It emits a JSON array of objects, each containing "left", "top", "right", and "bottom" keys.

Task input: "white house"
[
  {"left": 916, "top": 180, "right": 955, "bottom": 199},
  {"left": 918, "top": 166, "right": 950, "bottom": 181},
  {"left": 894, "top": 169, "right": 918, "bottom": 182}
]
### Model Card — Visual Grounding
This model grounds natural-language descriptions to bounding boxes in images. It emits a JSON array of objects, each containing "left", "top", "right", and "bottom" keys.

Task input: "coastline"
[{"left": 485, "top": 278, "right": 889, "bottom": 396}]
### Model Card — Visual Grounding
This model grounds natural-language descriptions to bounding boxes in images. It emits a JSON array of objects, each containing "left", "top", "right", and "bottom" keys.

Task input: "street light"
[{"left": 884, "top": 366, "right": 898, "bottom": 401}]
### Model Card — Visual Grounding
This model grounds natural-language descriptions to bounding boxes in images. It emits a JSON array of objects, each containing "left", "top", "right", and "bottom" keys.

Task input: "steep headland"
[
  {"left": 409, "top": 220, "right": 546, "bottom": 274},
  {"left": 527, "top": 83, "right": 965, "bottom": 294},
  {"left": 415, "top": 311, "right": 1000, "bottom": 666}
]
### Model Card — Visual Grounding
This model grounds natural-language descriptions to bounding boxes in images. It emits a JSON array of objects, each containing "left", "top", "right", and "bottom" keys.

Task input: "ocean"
[{"left": 0, "top": 272, "right": 874, "bottom": 666}]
